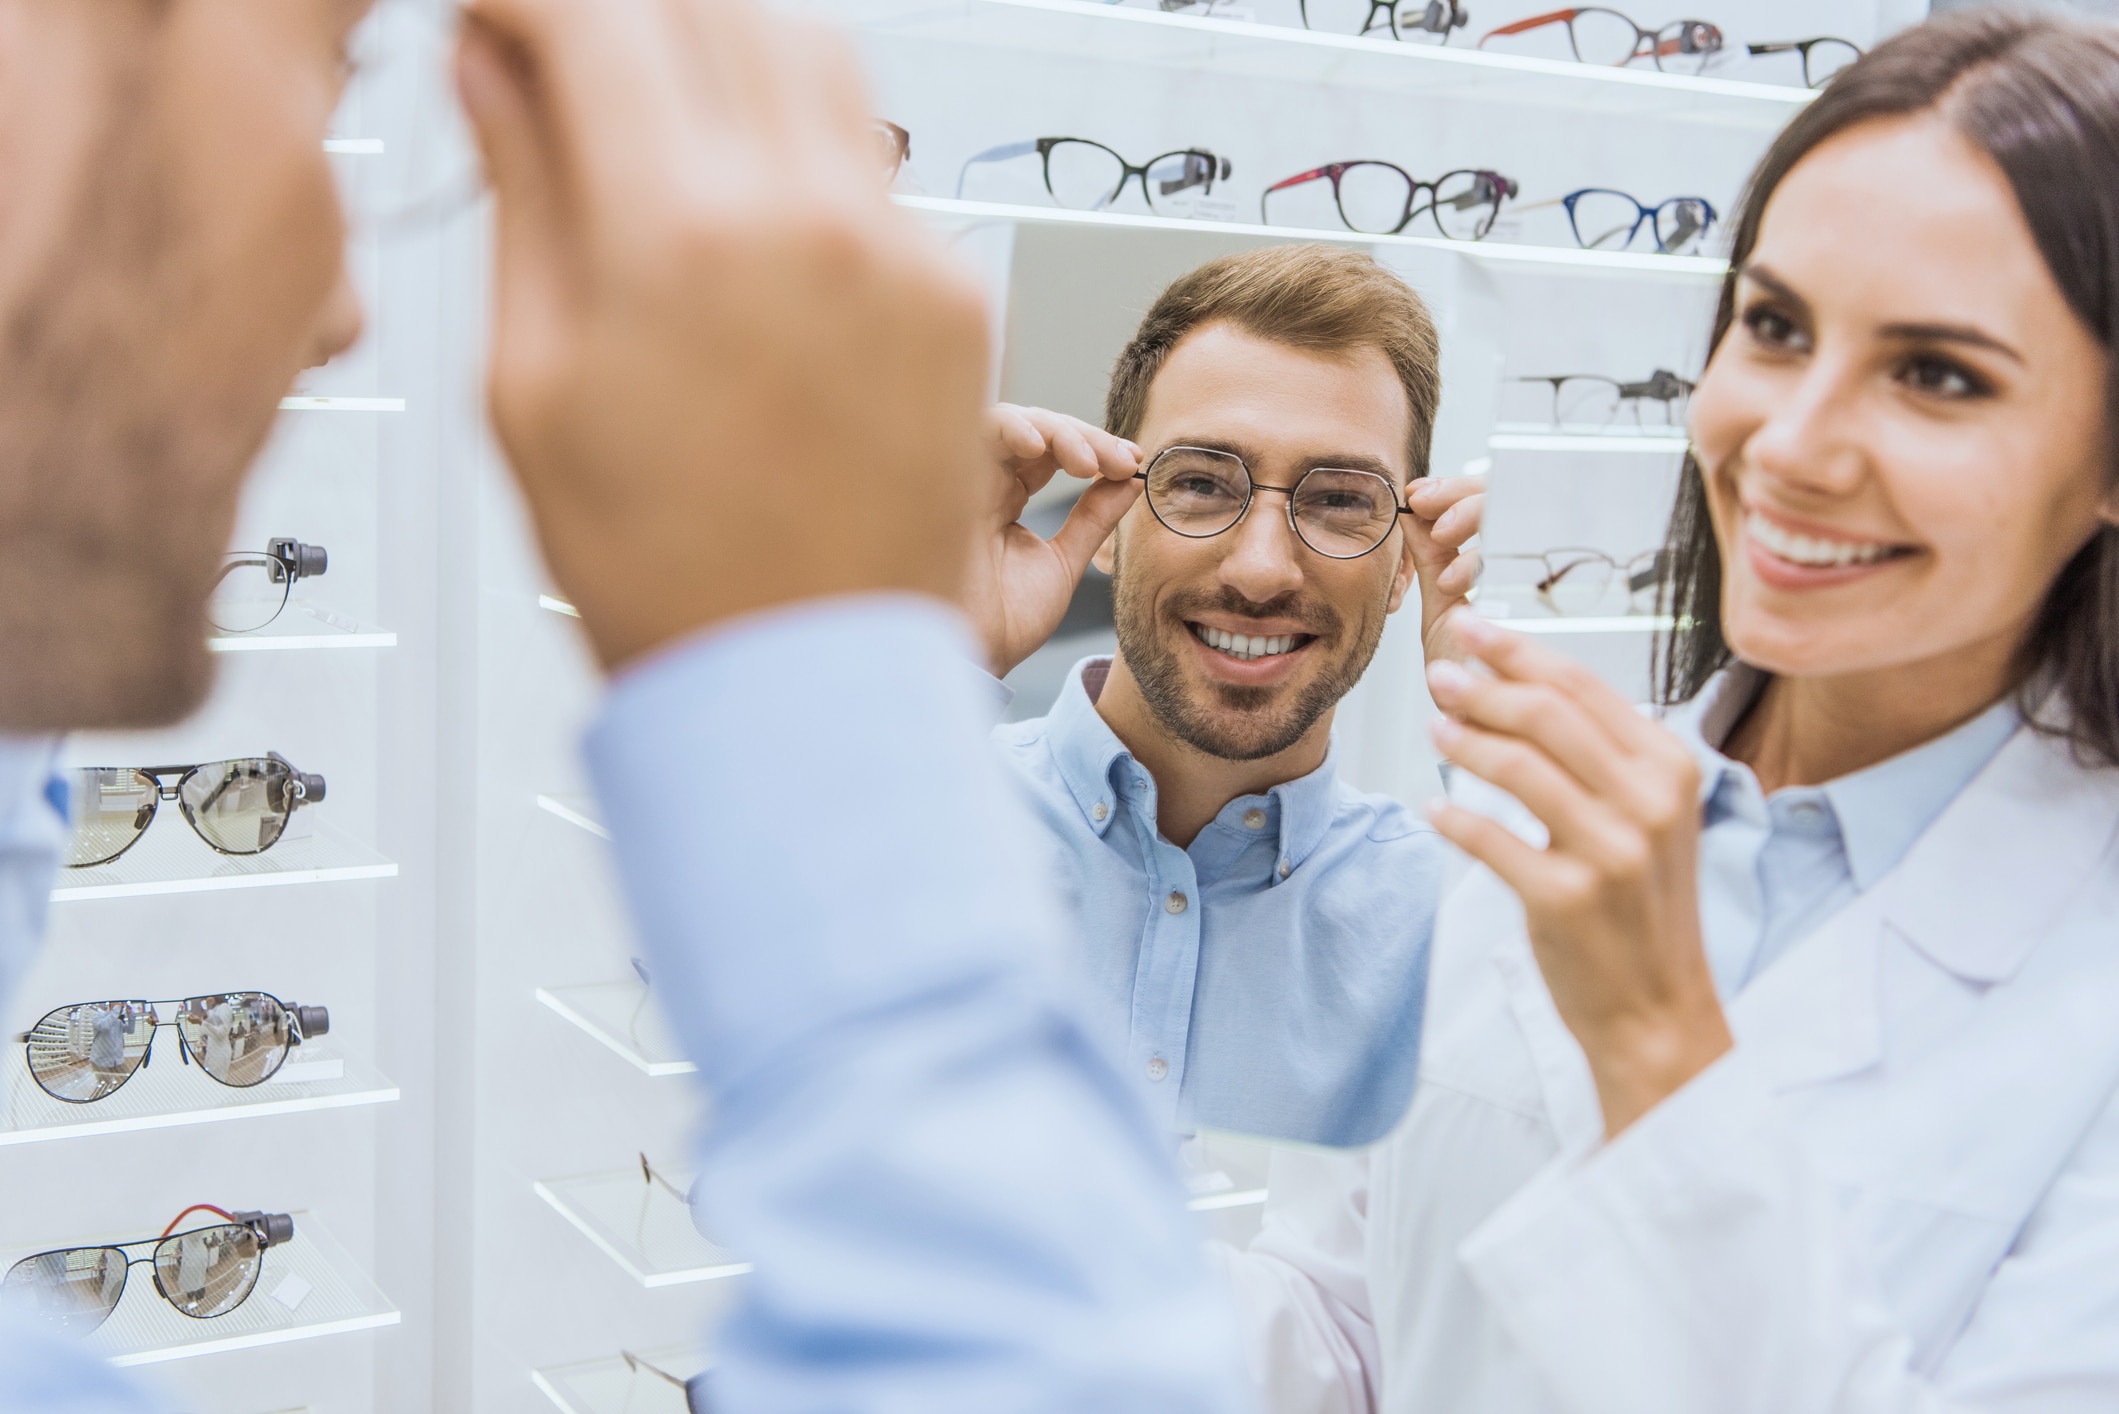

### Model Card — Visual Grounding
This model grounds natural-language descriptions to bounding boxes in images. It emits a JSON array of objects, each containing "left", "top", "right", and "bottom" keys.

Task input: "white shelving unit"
[
  {"left": 535, "top": 794, "right": 610, "bottom": 842},
  {"left": 208, "top": 604, "right": 398, "bottom": 654},
  {"left": 0, "top": 1049, "right": 398, "bottom": 1148},
  {"left": 276, "top": 396, "right": 407, "bottom": 413},
  {"left": 534, "top": 1169, "right": 752, "bottom": 1289},
  {"left": 49, "top": 824, "right": 398, "bottom": 904},
  {"left": 536, "top": 983, "right": 697, "bottom": 1079},
  {"left": 533, "top": 1347, "right": 703, "bottom": 1414}
]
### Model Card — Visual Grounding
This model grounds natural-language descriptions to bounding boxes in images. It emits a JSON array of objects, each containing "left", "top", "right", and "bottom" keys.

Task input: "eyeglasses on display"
[
  {"left": 1261, "top": 162, "right": 1517, "bottom": 238},
  {"left": 1746, "top": 36, "right": 1862, "bottom": 89},
  {"left": 0, "top": 1205, "right": 293, "bottom": 1335},
  {"left": 622, "top": 1350, "right": 702, "bottom": 1408},
  {"left": 1487, "top": 548, "right": 1668, "bottom": 615},
  {"left": 956, "top": 137, "right": 1234, "bottom": 218},
  {"left": 1298, "top": 0, "right": 1467, "bottom": 43},
  {"left": 1134, "top": 446, "right": 1413, "bottom": 560},
  {"left": 1479, "top": 7, "right": 1723, "bottom": 75},
  {"left": 208, "top": 537, "right": 327, "bottom": 635},
  {"left": 65, "top": 753, "right": 326, "bottom": 869},
  {"left": 19, "top": 993, "right": 329, "bottom": 1105},
  {"left": 1515, "top": 188, "right": 1716, "bottom": 253},
  {"left": 1502, "top": 368, "right": 1694, "bottom": 429},
  {"left": 874, "top": 120, "right": 911, "bottom": 182}
]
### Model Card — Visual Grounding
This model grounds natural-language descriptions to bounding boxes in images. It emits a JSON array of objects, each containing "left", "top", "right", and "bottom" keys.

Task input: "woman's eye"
[
  {"left": 1742, "top": 304, "right": 1804, "bottom": 349},
  {"left": 1900, "top": 355, "right": 1987, "bottom": 399}
]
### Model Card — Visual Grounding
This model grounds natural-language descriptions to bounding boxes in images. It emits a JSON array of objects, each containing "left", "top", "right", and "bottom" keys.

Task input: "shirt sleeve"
[
  {"left": 1208, "top": 1146, "right": 1379, "bottom": 1414},
  {"left": 0, "top": 1318, "right": 170, "bottom": 1413},
  {"left": 585, "top": 594, "right": 1252, "bottom": 1414}
]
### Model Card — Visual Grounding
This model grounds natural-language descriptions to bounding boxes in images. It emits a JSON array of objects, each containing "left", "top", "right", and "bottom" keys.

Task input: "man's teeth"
[
  {"left": 1196, "top": 625, "right": 1299, "bottom": 662},
  {"left": 1748, "top": 513, "right": 1896, "bottom": 568}
]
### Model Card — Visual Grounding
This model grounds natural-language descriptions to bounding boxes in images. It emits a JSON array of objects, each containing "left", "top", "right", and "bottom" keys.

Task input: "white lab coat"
[{"left": 1217, "top": 715, "right": 2119, "bottom": 1413}]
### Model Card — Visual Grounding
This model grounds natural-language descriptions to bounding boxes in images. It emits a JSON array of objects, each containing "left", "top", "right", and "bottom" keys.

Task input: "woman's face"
[{"left": 1690, "top": 113, "right": 2113, "bottom": 686}]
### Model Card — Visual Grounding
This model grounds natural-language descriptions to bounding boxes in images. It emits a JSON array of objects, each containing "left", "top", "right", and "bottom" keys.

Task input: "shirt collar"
[
  {"left": 1043, "top": 657, "right": 1342, "bottom": 878},
  {"left": 1664, "top": 665, "right": 2021, "bottom": 889}
]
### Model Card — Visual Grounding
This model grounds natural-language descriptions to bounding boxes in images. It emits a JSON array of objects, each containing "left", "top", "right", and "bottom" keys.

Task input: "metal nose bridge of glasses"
[{"left": 1132, "top": 455, "right": 1417, "bottom": 559}]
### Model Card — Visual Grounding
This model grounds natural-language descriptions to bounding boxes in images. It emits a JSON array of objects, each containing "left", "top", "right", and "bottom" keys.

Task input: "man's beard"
[
  {"left": 0, "top": 56, "right": 274, "bottom": 732},
  {"left": 1112, "top": 570, "right": 1389, "bottom": 764}
]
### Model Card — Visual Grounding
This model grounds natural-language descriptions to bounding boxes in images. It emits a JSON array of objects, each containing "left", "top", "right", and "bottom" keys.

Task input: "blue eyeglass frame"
[{"left": 1559, "top": 188, "right": 1718, "bottom": 253}]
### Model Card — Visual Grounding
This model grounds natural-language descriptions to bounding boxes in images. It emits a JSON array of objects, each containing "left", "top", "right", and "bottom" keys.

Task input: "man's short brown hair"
[{"left": 1104, "top": 244, "right": 1442, "bottom": 480}]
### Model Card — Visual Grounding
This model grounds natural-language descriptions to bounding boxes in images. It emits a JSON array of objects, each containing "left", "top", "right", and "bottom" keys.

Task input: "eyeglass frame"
[
  {"left": 1296, "top": 0, "right": 1467, "bottom": 43},
  {"left": 2, "top": 1205, "right": 292, "bottom": 1333},
  {"left": 1478, "top": 7, "right": 1724, "bottom": 72},
  {"left": 1260, "top": 161, "right": 1518, "bottom": 238},
  {"left": 1745, "top": 36, "right": 1863, "bottom": 89},
  {"left": 209, "top": 537, "right": 327, "bottom": 635},
  {"left": 1510, "top": 368, "right": 1695, "bottom": 426},
  {"left": 955, "top": 137, "right": 1234, "bottom": 212},
  {"left": 1485, "top": 548, "right": 1668, "bottom": 615},
  {"left": 1511, "top": 188, "right": 1716, "bottom": 253},
  {"left": 65, "top": 752, "right": 326, "bottom": 868},
  {"left": 18, "top": 992, "right": 328, "bottom": 1105},
  {"left": 1131, "top": 446, "right": 1418, "bottom": 561}
]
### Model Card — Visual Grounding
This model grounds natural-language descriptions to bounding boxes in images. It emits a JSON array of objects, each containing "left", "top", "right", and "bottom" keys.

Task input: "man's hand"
[
  {"left": 962, "top": 404, "right": 1142, "bottom": 678},
  {"left": 455, "top": 0, "right": 992, "bottom": 670},
  {"left": 1406, "top": 474, "right": 1485, "bottom": 666}
]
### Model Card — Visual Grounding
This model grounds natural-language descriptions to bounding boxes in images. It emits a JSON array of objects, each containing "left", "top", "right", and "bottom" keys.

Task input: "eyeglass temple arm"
[
  {"left": 1745, "top": 40, "right": 1798, "bottom": 55},
  {"left": 1259, "top": 166, "right": 1335, "bottom": 222},
  {"left": 955, "top": 140, "right": 1041, "bottom": 199},
  {"left": 1478, "top": 8, "right": 1578, "bottom": 47},
  {"left": 623, "top": 1352, "right": 691, "bottom": 1390},
  {"left": 159, "top": 1204, "right": 237, "bottom": 1239}
]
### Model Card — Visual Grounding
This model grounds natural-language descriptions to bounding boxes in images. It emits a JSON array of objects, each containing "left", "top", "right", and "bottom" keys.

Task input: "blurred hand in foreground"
[
  {"left": 962, "top": 404, "right": 1142, "bottom": 677},
  {"left": 456, "top": 0, "right": 993, "bottom": 670}
]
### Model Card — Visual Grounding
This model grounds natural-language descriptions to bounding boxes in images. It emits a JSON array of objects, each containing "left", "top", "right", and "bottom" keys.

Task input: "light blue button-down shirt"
[
  {"left": 1674, "top": 666, "right": 2021, "bottom": 998},
  {"left": 586, "top": 599, "right": 1250, "bottom": 1414},
  {"left": 993, "top": 658, "right": 1447, "bottom": 1146}
]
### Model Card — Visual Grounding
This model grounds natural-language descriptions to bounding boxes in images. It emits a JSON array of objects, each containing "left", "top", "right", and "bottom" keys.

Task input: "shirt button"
[
  {"left": 1278, "top": 859, "right": 1292, "bottom": 879},
  {"left": 1146, "top": 1057, "right": 1169, "bottom": 1082},
  {"left": 1165, "top": 891, "right": 1188, "bottom": 915},
  {"left": 1091, "top": 802, "right": 1108, "bottom": 822},
  {"left": 1243, "top": 808, "right": 1266, "bottom": 830}
]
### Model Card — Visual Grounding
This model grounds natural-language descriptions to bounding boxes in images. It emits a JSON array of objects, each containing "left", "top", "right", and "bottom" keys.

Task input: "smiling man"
[{"left": 972, "top": 244, "right": 1482, "bottom": 1144}]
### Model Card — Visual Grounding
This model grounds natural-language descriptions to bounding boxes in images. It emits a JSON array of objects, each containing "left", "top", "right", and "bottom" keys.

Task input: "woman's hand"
[
  {"left": 1424, "top": 613, "right": 1732, "bottom": 1138},
  {"left": 960, "top": 404, "right": 1142, "bottom": 677}
]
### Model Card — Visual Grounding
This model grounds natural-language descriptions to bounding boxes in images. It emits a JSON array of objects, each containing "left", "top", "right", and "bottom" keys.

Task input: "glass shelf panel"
[
  {"left": 276, "top": 397, "right": 406, "bottom": 412},
  {"left": 536, "top": 983, "right": 696, "bottom": 1078},
  {"left": 536, "top": 794, "right": 611, "bottom": 841},
  {"left": 0, "top": 1048, "right": 398, "bottom": 1148},
  {"left": 50, "top": 823, "right": 397, "bottom": 905},
  {"left": 208, "top": 603, "right": 397, "bottom": 653},
  {"left": 0, "top": 1212, "right": 400, "bottom": 1368},
  {"left": 534, "top": 1346, "right": 705, "bottom": 1414},
  {"left": 534, "top": 1169, "right": 750, "bottom": 1289}
]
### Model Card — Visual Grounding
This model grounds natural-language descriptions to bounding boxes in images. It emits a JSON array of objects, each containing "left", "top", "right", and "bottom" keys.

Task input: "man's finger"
[
  {"left": 1049, "top": 479, "right": 1143, "bottom": 575},
  {"left": 1017, "top": 407, "right": 1141, "bottom": 483},
  {"left": 1407, "top": 473, "right": 1484, "bottom": 519},
  {"left": 990, "top": 405, "right": 1047, "bottom": 464},
  {"left": 1429, "top": 491, "right": 1484, "bottom": 550}
]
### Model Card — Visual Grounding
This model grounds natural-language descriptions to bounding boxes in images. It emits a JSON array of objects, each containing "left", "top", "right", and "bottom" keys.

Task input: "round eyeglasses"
[{"left": 1134, "top": 445, "right": 1413, "bottom": 560}]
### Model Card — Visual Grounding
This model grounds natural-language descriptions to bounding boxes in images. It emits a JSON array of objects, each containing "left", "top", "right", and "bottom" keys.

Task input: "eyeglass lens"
[
  {"left": 208, "top": 554, "right": 295, "bottom": 635},
  {"left": 25, "top": 993, "right": 300, "bottom": 1103},
  {"left": 0, "top": 1247, "right": 128, "bottom": 1334},
  {"left": 1142, "top": 448, "right": 1401, "bottom": 558},
  {"left": 152, "top": 1223, "right": 264, "bottom": 1319}
]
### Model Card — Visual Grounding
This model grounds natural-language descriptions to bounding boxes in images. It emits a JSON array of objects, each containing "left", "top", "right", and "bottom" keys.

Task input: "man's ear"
[
  {"left": 1092, "top": 522, "right": 1120, "bottom": 576},
  {"left": 1384, "top": 516, "right": 1417, "bottom": 614}
]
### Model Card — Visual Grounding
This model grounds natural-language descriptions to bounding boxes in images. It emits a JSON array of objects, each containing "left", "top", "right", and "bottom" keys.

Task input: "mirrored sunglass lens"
[
  {"left": 179, "top": 759, "right": 294, "bottom": 856},
  {"left": 154, "top": 1225, "right": 261, "bottom": 1320},
  {"left": 26, "top": 1001, "right": 157, "bottom": 1103},
  {"left": 1335, "top": 163, "right": 1413, "bottom": 234},
  {"left": 1570, "top": 10, "right": 1641, "bottom": 64},
  {"left": 65, "top": 769, "right": 159, "bottom": 867},
  {"left": 1044, "top": 141, "right": 1127, "bottom": 210},
  {"left": 208, "top": 554, "right": 292, "bottom": 635},
  {"left": 1293, "top": 471, "right": 1396, "bottom": 555},
  {"left": 1429, "top": 170, "right": 1500, "bottom": 239},
  {"left": 1656, "top": 198, "right": 1711, "bottom": 252},
  {"left": 1146, "top": 451, "right": 1249, "bottom": 533},
  {"left": 1567, "top": 191, "right": 1642, "bottom": 250},
  {"left": 176, "top": 994, "right": 292, "bottom": 1087},
  {"left": 1807, "top": 40, "right": 1859, "bottom": 86},
  {"left": 2, "top": 1248, "right": 126, "bottom": 1334}
]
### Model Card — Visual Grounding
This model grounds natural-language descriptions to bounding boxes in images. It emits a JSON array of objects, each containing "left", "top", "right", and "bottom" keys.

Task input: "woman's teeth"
[
  {"left": 1748, "top": 513, "right": 1898, "bottom": 568},
  {"left": 1196, "top": 625, "right": 1299, "bottom": 662}
]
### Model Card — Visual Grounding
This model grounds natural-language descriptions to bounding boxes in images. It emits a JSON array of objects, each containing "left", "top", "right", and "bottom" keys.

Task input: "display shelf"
[
  {"left": 538, "top": 594, "right": 581, "bottom": 618},
  {"left": 898, "top": 195, "right": 1728, "bottom": 281},
  {"left": 0, "top": 1049, "right": 397, "bottom": 1148},
  {"left": 1488, "top": 431, "right": 1690, "bottom": 454},
  {"left": 1188, "top": 1186, "right": 1267, "bottom": 1212},
  {"left": 276, "top": 396, "right": 407, "bottom": 412},
  {"left": 1490, "top": 614, "right": 1672, "bottom": 635},
  {"left": 0, "top": 1212, "right": 401, "bottom": 1368},
  {"left": 534, "top": 1169, "right": 752, "bottom": 1289},
  {"left": 534, "top": 1346, "right": 704, "bottom": 1414},
  {"left": 837, "top": 0, "right": 1814, "bottom": 127},
  {"left": 537, "top": 793, "right": 611, "bottom": 841},
  {"left": 51, "top": 824, "right": 397, "bottom": 904},
  {"left": 537, "top": 982, "right": 697, "bottom": 1078},
  {"left": 208, "top": 603, "right": 398, "bottom": 653},
  {"left": 323, "top": 138, "right": 384, "bottom": 154}
]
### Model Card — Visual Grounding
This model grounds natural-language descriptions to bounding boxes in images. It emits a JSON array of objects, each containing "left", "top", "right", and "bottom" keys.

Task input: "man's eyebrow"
[{"left": 1742, "top": 262, "right": 2025, "bottom": 365}]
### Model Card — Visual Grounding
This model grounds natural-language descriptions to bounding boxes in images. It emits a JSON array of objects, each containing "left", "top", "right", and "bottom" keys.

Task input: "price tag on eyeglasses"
[
  {"left": 271, "top": 1273, "right": 313, "bottom": 1311},
  {"left": 1189, "top": 194, "right": 1240, "bottom": 223}
]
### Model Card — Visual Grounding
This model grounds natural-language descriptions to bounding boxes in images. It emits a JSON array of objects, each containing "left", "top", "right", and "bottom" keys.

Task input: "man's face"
[
  {"left": 0, "top": 0, "right": 370, "bottom": 731},
  {"left": 1099, "top": 321, "right": 1416, "bottom": 762}
]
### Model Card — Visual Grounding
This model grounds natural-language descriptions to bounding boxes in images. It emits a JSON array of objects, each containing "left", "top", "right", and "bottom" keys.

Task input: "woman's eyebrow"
[
  {"left": 1737, "top": 263, "right": 1811, "bottom": 317},
  {"left": 1744, "top": 261, "right": 2025, "bottom": 365}
]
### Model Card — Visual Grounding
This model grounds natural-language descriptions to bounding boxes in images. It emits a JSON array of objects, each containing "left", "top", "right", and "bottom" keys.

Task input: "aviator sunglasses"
[
  {"left": 65, "top": 753, "right": 325, "bottom": 868},
  {"left": 19, "top": 993, "right": 329, "bottom": 1104},
  {"left": 0, "top": 1206, "right": 293, "bottom": 1335}
]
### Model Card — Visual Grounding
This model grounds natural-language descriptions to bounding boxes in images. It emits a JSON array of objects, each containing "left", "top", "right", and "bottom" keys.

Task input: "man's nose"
[
  {"left": 303, "top": 268, "right": 366, "bottom": 370},
  {"left": 1217, "top": 490, "right": 1306, "bottom": 603}
]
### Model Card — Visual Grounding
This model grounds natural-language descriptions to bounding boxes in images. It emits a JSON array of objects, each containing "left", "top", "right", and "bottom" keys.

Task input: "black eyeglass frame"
[
  {"left": 956, "top": 137, "right": 1233, "bottom": 214},
  {"left": 1259, "top": 161, "right": 1518, "bottom": 239},
  {"left": 208, "top": 537, "right": 327, "bottom": 636},
  {"left": 1744, "top": 36, "right": 1863, "bottom": 89},
  {"left": 1, "top": 1206, "right": 293, "bottom": 1334},
  {"left": 1132, "top": 447, "right": 1417, "bottom": 561},
  {"left": 18, "top": 993, "right": 328, "bottom": 1105},
  {"left": 1296, "top": 0, "right": 1467, "bottom": 43},
  {"left": 1509, "top": 368, "right": 1695, "bottom": 427},
  {"left": 1486, "top": 547, "right": 1668, "bottom": 615}
]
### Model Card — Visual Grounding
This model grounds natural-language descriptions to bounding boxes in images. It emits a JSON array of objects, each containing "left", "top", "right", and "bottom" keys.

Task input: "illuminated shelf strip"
[
  {"left": 1495, "top": 615, "right": 1674, "bottom": 635},
  {"left": 1487, "top": 433, "right": 1690, "bottom": 454},
  {"left": 538, "top": 594, "right": 582, "bottom": 618},
  {"left": 0, "top": 1054, "right": 398, "bottom": 1148},
  {"left": 51, "top": 825, "right": 398, "bottom": 904},
  {"left": 896, "top": 195, "right": 1728, "bottom": 281},
  {"left": 277, "top": 396, "right": 407, "bottom": 412},
  {"left": 323, "top": 138, "right": 384, "bottom": 154},
  {"left": 208, "top": 605, "right": 397, "bottom": 653},
  {"left": 537, "top": 983, "right": 697, "bottom": 1078},
  {"left": 537, "top": 793, "right": 611, "bottom": 841},
  {"left": 1189, "top": 1187, "right": 1268, "bottom": 1212},
  {"left": 535, "top": 1172, "right": 753, "bottom": 1289}
]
